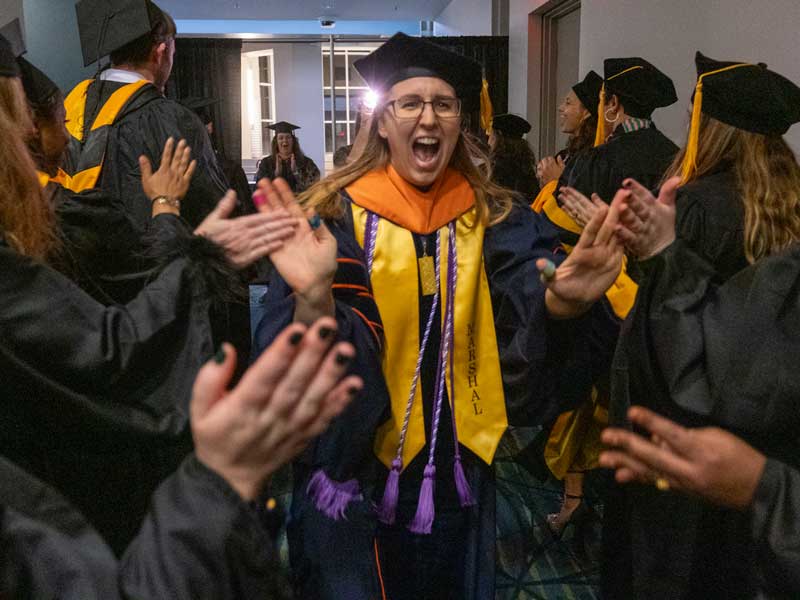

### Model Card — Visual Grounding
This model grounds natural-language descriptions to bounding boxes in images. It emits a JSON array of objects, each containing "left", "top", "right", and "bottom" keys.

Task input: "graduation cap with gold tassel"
[
  {"left": 680, "top": 51, "right": 800, "bottom": 183},
  {"left": 594, "top": 57, "right": 676, "bottom": 147}
]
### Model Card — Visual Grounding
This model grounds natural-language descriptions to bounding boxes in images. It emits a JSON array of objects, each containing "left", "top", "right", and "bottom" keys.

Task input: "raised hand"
[
  {"left": 537, "top": 202, "right": 624, "bottom": 318},
  {"left": 538, "top": 155, "right": 566, "bottom": 185},
  {"left": 614, "top": 176, "right": 680, "bottom": 259},
  {"left": 140, "top": 137, "right": 197, "bottom": 214},
  {"left": 559, "top": 186, "right": 605, "bottom": 228},
  {"left": 194, "top": 191, "right": 299, "bottom": 268},
  {"left": 599, "top": 406, "right": 766, "bottom": 511},
  {"left": 191, "top": 318, "right": 362, "bottom": 501},
  {"left": 256, "top": 177, "right": 338, "bottom": 322}
]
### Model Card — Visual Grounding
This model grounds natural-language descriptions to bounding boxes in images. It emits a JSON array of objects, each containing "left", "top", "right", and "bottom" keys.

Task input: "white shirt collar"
[{"left": 99, "top": 68, "right": 148, "bottom": 84}]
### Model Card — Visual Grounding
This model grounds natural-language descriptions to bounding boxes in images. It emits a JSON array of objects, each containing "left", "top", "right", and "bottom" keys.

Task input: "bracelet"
[{"left": 151, "top": 195, "right": 180, "bottom": 210}]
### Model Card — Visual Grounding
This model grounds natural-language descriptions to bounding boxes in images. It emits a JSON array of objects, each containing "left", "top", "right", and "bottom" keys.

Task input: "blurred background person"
[{"left": 255, "top": 121, "right": 320, "bottom": 194}]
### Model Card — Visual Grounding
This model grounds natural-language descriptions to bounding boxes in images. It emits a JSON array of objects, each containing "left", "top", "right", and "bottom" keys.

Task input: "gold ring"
[{"left": 655, "top": 477, "right": 670, "bottom": 491}]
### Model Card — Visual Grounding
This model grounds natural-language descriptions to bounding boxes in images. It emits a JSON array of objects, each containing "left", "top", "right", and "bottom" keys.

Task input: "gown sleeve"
[
  {"left": 251, "top": 213, "right": 389, "bottom": 490},
  {"left": 749, "top": 458, "right": 800, "bottom": 595},
  {"left": 635, "top": 239, "right": 800, "bottom": 439},
  {"left": 483, "top": 204, "right": 621, "bottom": 426},
  {"left": 0, "top": 214, "right": 232, "bottom": 438},
  {"left": 119, "top": 455, "right": 291, "bottom": 600}
]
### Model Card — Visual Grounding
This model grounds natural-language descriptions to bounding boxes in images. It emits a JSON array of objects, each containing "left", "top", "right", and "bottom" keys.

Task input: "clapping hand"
[
  {"left": 536, "top": 201, "right": 624, "bottom": 318},
  {"left": 600, "top": 406, "right": 766, "bottom": 511},
  {"left": 613, "top": 177, "right": 680, "bottom": 259},
  {"left": 559, "top": 186, "right": 605, "bottom": 228},
  {"left": 140, "top": 137, "right": 196, "bottom": 215},
  {"left": 191, "top": 318, "right": 362, "bottom": 501}
]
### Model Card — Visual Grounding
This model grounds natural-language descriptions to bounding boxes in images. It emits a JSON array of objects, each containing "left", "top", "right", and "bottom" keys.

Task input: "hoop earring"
[{"left": 604, "top": 107, "right": 620, "bottom": 124}]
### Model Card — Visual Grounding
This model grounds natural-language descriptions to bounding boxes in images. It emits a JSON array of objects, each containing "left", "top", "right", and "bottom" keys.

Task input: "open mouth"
[{"left": 412, "top": 137, "right": 441, "bottom": 168}]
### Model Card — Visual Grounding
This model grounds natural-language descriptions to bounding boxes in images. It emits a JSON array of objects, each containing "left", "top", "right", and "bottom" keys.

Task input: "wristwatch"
[{"left": 151, "top": 195, "right": 180, "bottom": 210}]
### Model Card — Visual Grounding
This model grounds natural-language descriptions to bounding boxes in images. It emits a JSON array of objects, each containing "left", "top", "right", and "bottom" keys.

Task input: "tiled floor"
[{"left": 494, "top": 427, "right": 602, "bottom": 600}]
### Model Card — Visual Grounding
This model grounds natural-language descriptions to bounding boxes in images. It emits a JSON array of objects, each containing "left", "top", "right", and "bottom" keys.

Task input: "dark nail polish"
[
  {"left": 335, "top": 353, "right": 352, "bottom": 366},
  {"left": 289, "top": 332, "right": 303, "bottom": 346},
  {"left": 347, "top": 386, "right": 360, "bottom": 398},
  {"left": 214, "top": 347, "right": 226, "bottom": 364},
  {"left": 319, "top": 326, "right": 335, "bottom": 340}
]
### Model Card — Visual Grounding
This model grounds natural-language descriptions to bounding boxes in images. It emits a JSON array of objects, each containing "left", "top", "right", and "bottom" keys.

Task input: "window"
[
  {"left": 321, "top": 47, "right": 373, "bottom": 157},
  {"left": 241, "top": 49, "right": 276, "bottom": 160}
]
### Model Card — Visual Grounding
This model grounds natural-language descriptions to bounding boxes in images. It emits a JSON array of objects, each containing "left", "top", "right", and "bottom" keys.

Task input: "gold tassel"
[
  {"left": 681, "top": 62, "right": 752, "bottom": 184},
  {"left": 681, "top": 79, "right": 704, "bottom": 183},
  {"left": 480, "top": 78, "right": 493, "bottom": 135},
  {"left": 593, "top": 84, "right": 606, "bottom": 147}
]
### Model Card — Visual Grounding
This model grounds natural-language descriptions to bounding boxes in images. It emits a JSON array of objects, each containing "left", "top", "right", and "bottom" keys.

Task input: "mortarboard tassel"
[
  {"left": 681, "top": 78, "right": 704, "bottom": 184},
  {"left": 593, "top": 84, "right": 606, "bottom": 147},
  {"left": 681, "top": 62, "right": 752, "bottom": 184},
  {"left": 480, "top": 77, "right": 493, "bottom": 136}
]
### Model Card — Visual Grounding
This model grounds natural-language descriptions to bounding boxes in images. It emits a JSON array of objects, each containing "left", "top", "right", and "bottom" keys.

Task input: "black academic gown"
[
  {"left": 604, "top": 240, "right": 800, "bottom": 599},
  {"left": 0, "top": 214, "right": 236, "bottom": 554},
  {"left": 0, "top": 454, "right": 290, "bottom": 599},
  {"left": 253, "top": 197, "right": 615, "bottom": 599},
  {"left": 255, "top": 154, "right": 321, "bottom": 194}
]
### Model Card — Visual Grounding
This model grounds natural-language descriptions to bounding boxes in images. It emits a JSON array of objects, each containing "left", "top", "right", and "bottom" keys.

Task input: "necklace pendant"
[{"left": 418, "top": 255, "right": 437, "bottom": 296}]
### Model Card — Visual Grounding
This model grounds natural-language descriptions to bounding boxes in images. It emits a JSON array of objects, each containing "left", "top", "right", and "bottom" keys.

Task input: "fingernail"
[
  {"left": 289, "top": 332, "right": 303, "bottom": 346},
  {"left": 319, "top": 326, "right": 335, "bottom": 340},
  {"left": 347, "top": 386, "right": 360, "bottom": 398},
  {"left": 213, "top": 347, "right": 226, "bottom": 364},
  {"left": 541, "top": 260, "right": 556, "bottom": 278},
  {"left": 335, "top": 352, "right": 352, "bottom": 366},
  {"left": 622, "top": 179, "right": 632, "bottom": 188},
  {"left": 308, "top": 214, "right": 322, "bottom": 230}
]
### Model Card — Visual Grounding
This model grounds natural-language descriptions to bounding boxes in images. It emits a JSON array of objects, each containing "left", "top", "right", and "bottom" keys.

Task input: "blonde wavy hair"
[
  {"left": 664, "top": 112, "right": 800, "bottom": 263},
  {"left": 300, "top": 105, "right": 514, "bottom": 226},
  {"left": 0, "top": 76, "right": 58, "bottom": 260}
]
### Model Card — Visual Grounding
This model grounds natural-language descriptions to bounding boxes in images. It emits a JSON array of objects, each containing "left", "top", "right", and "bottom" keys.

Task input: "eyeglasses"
[{"left": 386, "top": 95, "right": 462, "bottom": 120}]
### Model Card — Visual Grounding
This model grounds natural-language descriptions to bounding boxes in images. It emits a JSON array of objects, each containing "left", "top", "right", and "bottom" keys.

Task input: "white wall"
[
  {"left": 434, "top": 0, "right": 493, "bottom": 36},
  {"left": 242, "top": 42, "right": 326, "bottom": 173},
  {"left": 510, "top": 0, "right": 800, "bottom": 153}
]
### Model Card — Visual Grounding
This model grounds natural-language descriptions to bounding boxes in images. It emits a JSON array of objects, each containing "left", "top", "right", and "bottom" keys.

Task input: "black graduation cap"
[
  {"left": 353, "top": 32, "right": 483, "bottom": 111},
  {"left": 0, "top": 18, "right": 23, "bottom": 78},
  {"left": 75, "top": 0, "right": 154, "bottom": 67},
  {"left": 603, "top": 57, "right": 677, "bottom": 118},
  {"left": 180, "top": 96, "right": 218, "bottom": 124},
  {"left": 268, "top": 121, "right": 301, "bottom": 135},
  {"left": 492, "top": 113, "right": 531, "bottom": 138},
  {"left": 693, "top": 51, "right": 800, "bottom": 135},
  {"left": 18, "top": 57, "right": 61, "bottom": 105},
  {"left": 0, "top": 18, "right": 25, "bottom": 58},
  {"left": 572, "top": 70, "right": 603, "bottom": 116}
]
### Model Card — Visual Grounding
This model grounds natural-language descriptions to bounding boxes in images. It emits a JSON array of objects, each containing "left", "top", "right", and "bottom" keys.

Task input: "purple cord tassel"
[
  {"left": 306, "top": 469, "right": 363, "bottom": 520},
  {"left": 409, "top": 464, "right": 437, "bottom": 534},
  {"left": 377, "top": 459, "right": 402, "bottom": 525},
  {"left": 453, "top": 456, "right": 476, "bottom": 507}
]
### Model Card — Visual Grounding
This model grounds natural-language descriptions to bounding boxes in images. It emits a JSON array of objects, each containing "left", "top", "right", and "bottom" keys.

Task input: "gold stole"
[{"left": 351, "top": 203, "right": 508, "bottom": 469}]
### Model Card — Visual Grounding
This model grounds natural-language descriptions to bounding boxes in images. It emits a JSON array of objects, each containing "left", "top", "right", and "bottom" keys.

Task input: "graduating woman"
[
  {"left": 0, "top": 38, "right": 299, "bottom": 553},
  {"left": 255, "top": 121, "right": 321, "bottom": 194},
  {"left": 252, "top": 32, "right": 617, "bottom": 600},
  {"left": 533, "top": 69, "right": 602, "bottom": 213},
  {"left": 541, "top": 52, "right": 800, "bottom": 599}
]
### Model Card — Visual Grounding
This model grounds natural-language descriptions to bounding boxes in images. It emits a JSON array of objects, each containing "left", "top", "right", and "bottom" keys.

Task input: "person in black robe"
[
  {"left": 1, "top": 317, "right": 362, "bottom": 600},
  {"left": 599, "top": 54, "right": 800, "bottom": 599},
  {"left": 546, "top": 57, "right": 679, "bottom": 251},
  {"left": 251, "top": 33, "right": 618, "bottom": 599},
  {"left": 183, "top": 96, "right": 255, "bottom": 213},
  {"left": 488, "top": 113, "right": 540, "bottom": 201},
  {"left": 255, "top": 121, "right": 321, "bottom": 194},
  {"left": 62, "top": 1, "right": 228, "bottom": 302}
]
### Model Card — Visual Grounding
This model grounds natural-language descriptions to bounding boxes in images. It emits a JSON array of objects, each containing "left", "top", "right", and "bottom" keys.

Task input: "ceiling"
[{"left": 158, "top": 0, "right": 453, "bottom": 21}]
